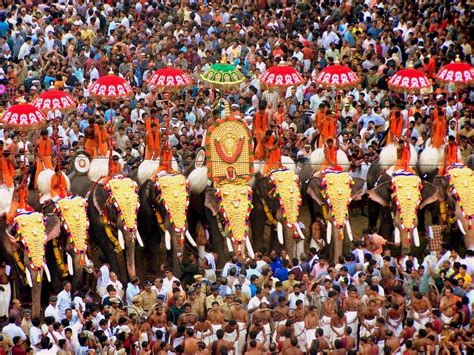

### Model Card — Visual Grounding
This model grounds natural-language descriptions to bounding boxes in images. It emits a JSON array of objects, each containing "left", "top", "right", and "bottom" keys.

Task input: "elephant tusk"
[
  {"left": 326, "top": 221, "right": 332, "bottom": 244},
  {"left": 165, "top": 230, "right": 171, "bottom": 250},
  {"left": 277, "top": 222, "right": 284, "bottom": 245},
  {"left": 205, "top": 228, "right": 210, "bottom": 240},
  {"left": 25, "top": 268, "right": 33, "bottom": 288},
  {"left": 428, "top": 225, "right": 433, "bottom": 240},
  {"left": 412, "top": 227, "right": 420, "bottom": 247},
  {"left": 67, "top": 253, "right": 74, "bottom": 276},
  {"left": 345, "top": 220, "right": 353, "bottom": 241},
  {"left": 295, "top": 223, "right": 305, "bottom": 240},
  {"left": 245, "top": 237, "right": 255, "bottom": 259},
  {"left": 457, "top": 220, "right": 467, "bottom": 235},
  {"left": 185, "top": 230, "right": 197, "bottom": 247},
  {"left": 43, "top": 262, "right": 51, "bottom": 282},
  {"left": 117, "top": 229, "right": 125, "bottom": 250},
  {"left": 226, "top": 237, "right": 234, "bottom": 253},
  {"left": 84, "top": 254, "right": 93, "bottom": 268},
  {"left": 394, "top": 226, "right": 401, "bottom": 244},
  {"left": 135, "top": 230, "right": 144, "bottom": 247}
]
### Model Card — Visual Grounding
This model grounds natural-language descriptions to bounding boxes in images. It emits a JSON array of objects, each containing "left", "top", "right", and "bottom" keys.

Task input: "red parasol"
[
  {"left": 147, "top": 63, "right": 192, "bottom": 172},
  {"left": 313, "top": 62, "right": 361, "bottom": 89},
  {"left": 260, "top": 63, "right": 304, "bottom": 90},
  {"left": 1, "top": 103, "right": 47, "bottom": 178},
  {"left": 147, "top": 62, "right": 193, "bottom": 92},
  {"left": 33, "top": 88, "right": 76, "bottom": 113},
  {"left": 436, "top": 57, "right": 474, "bottom": 87},
  {"left": 388, "top": 66, "right": 432, "bottom": 93},
  {"left": 88, "top": 73, "right": 133, "bottom": 175},
  {"left": 33, "top": 87, "right": 76, "bottom": 171}
]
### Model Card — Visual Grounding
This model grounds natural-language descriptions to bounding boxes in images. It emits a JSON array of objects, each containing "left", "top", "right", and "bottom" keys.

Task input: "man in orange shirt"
[
  {"left": 254, "top": 102, "right": 269, "bottom": 160},
  {"left": 431, "top": 107, "right": 447, "bottom": 149},
  {"left": 387, "top": 110, "right": 404, "bottom": 144},
  {"left": 50, "top": 167, "right": 69, "bottom": 200},
  {"left": 84, "top": 117, "right": 97, "bottom": 157},
  {"left": 442, "top": 136, "right": 459, "bottom": 174},
  {"left": 321, "top": 138, "right": 341, "bottom": 171},
  {"left": 34, "top": 129, "right": 54, "bottom": 189},
  {"left": 94, "top": 119, "right": 108, "bottom": 157},
  {"left": 318, "top": 112, "right": 337, "bottom": 147},
  {"left": 145, "top": 122, "right": 161, "bottom": 160},
  {"left": 0, "top": 150, "right": 15, "bottom": 188}
]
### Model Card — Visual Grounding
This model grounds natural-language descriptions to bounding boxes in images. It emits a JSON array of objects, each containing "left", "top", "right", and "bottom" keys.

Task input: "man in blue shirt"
[
  {"left": 274, "top": 259, "right": 290, "bottom": 282},
  {"left": 269, "top": 281, "right": 287, "bottom": 308},
  {"left": 359, "top": 106, "right": 385, "bottom": 129}
]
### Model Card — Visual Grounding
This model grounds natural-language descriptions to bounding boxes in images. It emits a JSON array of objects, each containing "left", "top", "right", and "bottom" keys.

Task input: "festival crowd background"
[{"left": 0, "top": 0, "right": 473, "bottom": 354}]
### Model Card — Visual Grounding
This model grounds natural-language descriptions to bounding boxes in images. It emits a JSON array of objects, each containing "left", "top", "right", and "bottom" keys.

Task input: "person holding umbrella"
[{"left": 34, "top": 128, "right": 53, "bottom": 189}]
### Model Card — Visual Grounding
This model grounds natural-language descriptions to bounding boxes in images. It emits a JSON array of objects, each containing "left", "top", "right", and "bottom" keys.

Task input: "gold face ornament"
[
  {"left": 14, "top": 212, "right": 47, "bottom": 269},
  {"left": 270, "top": 170, "right": 301, "bottom": 227},
  {"left": 157, "top": 174, "right": 189, "bottom": 232},
  {"left": 108, "top": 178, "right": 139, "bottom": 231},
  {"left": 56, "top": 197, "right": 88, "bottom": 253},
  {"left": 322, "top": 172, "right": 352, "bottom": 227},
  {"left": 391, "top": 174, "right": 422, "bottom": 231},
  {"left": 447, "top": 166, "right": 474, "bottom": 220}
]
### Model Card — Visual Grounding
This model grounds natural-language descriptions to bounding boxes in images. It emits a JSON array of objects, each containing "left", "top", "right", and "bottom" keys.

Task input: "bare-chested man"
[
  {"left": 372, "top": 317, "right": 386, "bottom": 349},
  {"left": 273, "top": 296, "right": 290, "bottom": 336},
  {"left": 304, "top": 305, "right": 319, "bottom": 347},
  {"left": 148, "top": 305, "right": 169, "bottom": 341},
  {"left": 340, "top": 327, "right": 356, "bottom": 351},
  {"left": 410, "top": 292, "right": 432, "bottom": 331},
  {"left": 330, "top": 310, "right": 346, "bottom": 344},
  {"left": 329, "top": 339, "right": 346, "bottom": 355},
  {"left": 343, "top": 285, "right": 360, "bottom": 337},
  {"left": 320, "top": 290, "right": 337, "bottom": 340},
  {"left": 194, "top": 316, "right": 213, "bottom": 345},
  {"left": 178, "top": 303, "right": 198, "bottom": 328},
  {"left": 399, "top": 318, "right": 416, "bottom": 346},
  {"left": 223, "top": 320, "right": 239, "bottom": 345},
  {"left": 182, "top": 328, "right": 200, "bottom": 355},
  {"left": 439, "top": 287, "right": 459, "bottom": 325},
  {"left": 360, "top": 300, "right": 378, "bottom": 338},
  {"left": 275, "top": 320, "right": 294, "bottom": 343},
  {"left": 282, "top": 337, "right": 304, "bottom": 355},
  {"left": 292, "top": 299, "right": 307, "bottom": 350},
  {"left": 208, "top": 329, "right": 235, "bottom": 354},
  {"left": 253, "top": 303, "right": 272, "bottom": 347},
  {"left": 384, "top": 329, "right": 401, "bottom": 354},
  {"left": 244, "top": 339, "right": 265, "bottom": 355},
  {"left": 231, "top": 299, "right": 248, "bottom": 354},
  {"left": 207, "top": 301, "right": 224, "bottom": 343}
]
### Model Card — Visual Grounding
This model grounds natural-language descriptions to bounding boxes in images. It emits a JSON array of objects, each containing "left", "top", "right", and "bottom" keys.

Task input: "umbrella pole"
[
  {"left": 108, "top": 100, "right": 113, "bottom": 176},
  {"left": 22, "top": 128, "right": 27, "bottom": 180},
  {"left": 455, "top": 87, "right": 460, "bottom": 141},
  {"left": 167, "top": 92, "right": 171, "bottom": 172},
  {"left": 55, "top": 113, "right": 61, "bottom": 171},
  {"left": 278, "top": 89, "right": 283, "bottom": 168}
]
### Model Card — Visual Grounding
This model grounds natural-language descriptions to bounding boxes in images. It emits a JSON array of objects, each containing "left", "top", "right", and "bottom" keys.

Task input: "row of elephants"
[{"left": 1, "top": 144, "right": 473, "bottom": 317}]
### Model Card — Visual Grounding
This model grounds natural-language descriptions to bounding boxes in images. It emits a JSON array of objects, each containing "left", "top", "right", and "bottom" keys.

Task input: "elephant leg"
[
  {"left": 333, "top": 231, "right": 343, "bottom": 264},
  {"left": 70, "top": 251, "right": 85, "bottom": 290},
  {"left": 171, "top": 231, "right": 184, "bottom": 277},
  {"left": 250, "top": 201, "right": 266, "bottom": 254},
  {"left": 367, "top": 200, "right": 380, "bottom": 229},
  {"left": 123, "top": 231, "right": 136, "bottom": 279},
  {"left": 205, "top": 207, "right": 225, "bottom": 268},
  {"left": 137, "top": 206, "right": 161, "bottom": 274}
]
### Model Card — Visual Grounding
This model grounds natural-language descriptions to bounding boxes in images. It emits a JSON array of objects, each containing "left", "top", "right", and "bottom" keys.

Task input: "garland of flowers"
[
  {"left": 446, "top": 163, "right": 474, "bottom": 229},
  {"left": 214, "top": 181, "right": 253, "bottom": 245},
  {"left": 155, "top": 175, "right": 190, "bottom": 233},
  {"left": 52, "top": 238, "right": 69, "bottom": 278},
  {"left": 320, "top": 169, "right": 354, "bottom": 229},
  {"left": 104, "top": 177, "right": 140, "bottom": 233},
  {"left": 12, "top": 212, "right": 46, "bottom": 282},
  {"left": 269, "top": 168, "right": 302, "bottom": 239},
  {"left": 262, "top": 200, "right": 278, "bottom": 226},
  {"left": 390, "top": 170, "right": 422, "bottom": 232},
  {"left": 155, "top": 211, "right": 166, "bottom": 232},
  {"left": 54, "top": 196, "right": 90, "bottom": 257},
  {"left": 102, "top": 213, "right": 123, "bottom": 253}
]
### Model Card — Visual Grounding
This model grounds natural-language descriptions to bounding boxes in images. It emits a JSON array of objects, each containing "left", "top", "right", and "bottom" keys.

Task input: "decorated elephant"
[
  {"left": 2, "top": 208, "right": 61, "bottom": 318},
  {"left": 136, "top": 159, "right": 196, "bottom": 276}
]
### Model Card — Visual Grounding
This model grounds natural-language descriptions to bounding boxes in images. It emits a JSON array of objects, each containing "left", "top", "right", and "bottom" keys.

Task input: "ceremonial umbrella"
[
  {"left": 313, "top": 60, "right": 361, "bottom": 121},
  {"left": 1, "top": 102, "right": 47, "bottom": 177},
  {"left": 147, "top": 63, "right": 193, "bottom": 171},
  {"left": 387, "top": 65, "right": 432, "bottom": 94},
  {"left": 33, "top": 86, "right": 76, "bottom": 169},
  {"left": 88, "top": 72, "right": 133, "bottom": 175},
  {"left": 260, "top": 62, "right": 304, "bottom": 167},
  {"left": 200, "top": 59, "right": 245, "bottom": 90}
]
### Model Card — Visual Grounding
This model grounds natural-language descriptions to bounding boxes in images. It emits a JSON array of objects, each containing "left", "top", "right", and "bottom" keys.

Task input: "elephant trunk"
[
  {"left": 123, "top": 230, "right": 136, "bottom": 278},
  {"left": 30, "top": 268, "right": 43, "bottom": 318}
]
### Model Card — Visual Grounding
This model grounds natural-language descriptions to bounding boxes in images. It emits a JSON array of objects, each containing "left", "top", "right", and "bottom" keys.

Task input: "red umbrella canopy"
[
  {"left": 1, "top": 103, "right": 47, "bottom": 127},
  {"left": 388, "top": 68, "right": 432, "bottom": 93},
  {"left": 88, "top": 73, "right": 133, "bottom": 101},
  {"left": 33, "top": 89, "right": 76, "bottom": 113},
  {"left": 147, "top": 63, "right": 193, "bottom": 92},
  {"left": 260, "top": 63, "right": 304, "bottom": 90},
  {"left": 436, "top": 60, "right": 474, "bottom": 86},
  {"left": 313, "top": 63, "right": 361, "bottom": 89}
]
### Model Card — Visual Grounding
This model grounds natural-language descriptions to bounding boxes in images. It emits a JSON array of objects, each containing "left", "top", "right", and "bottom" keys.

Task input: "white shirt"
[
  {"left": 108, "top": 279, "right": 124, "bottom": 298},
  {"left": 29, "top": 326, "right": 42, "bottom": 351},
  {"left": 2, "top": 322, "right": 27, "bottom": 340},
  {"left": 57, "top": 289, "right": 72, "bottom": 320},
  {"left": 162, "top": 276, "right": 180, "bottom": 295},
  {"left": 248, "top": 296, "right": 269, "bottom": 311},
  {"left": 44, "top": 304, "right": 61, "bottom": 323},
  {"left": 288, "top": 292, "right": 308, "bottom": 309}
]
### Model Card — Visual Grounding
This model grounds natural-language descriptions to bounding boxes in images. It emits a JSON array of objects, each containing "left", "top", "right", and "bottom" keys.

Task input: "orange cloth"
[
  {"left": 321, "top": 144, "right": 341, "bottom": 171},
  {"left": 315, "top": 110, "right": 326, "bottom": 128},
  {"left": 34, "top": 138, "right": 54, "bottom": 189},
  {"left": 84, "top": 138, "right": 96, "bottom": 157},
  {"left": 50, "top": 173, "right": 68, "bottom": 199},
  {"left": 440, "top": 143, "right": 459, "bottom": 175},
  {"left": 387, "top": 111, "right": 404, "bottom": 145},
  {"left": 145, "top": 116, "right": 161, "bottom": 132},
  {"left": 0, "top": 156, "right": 15, "bottom": 188},
  {"left": 393, "top": 142, "right": 412, "bottom": 172},
  {"left": 7, "top": 184, "right": 29, "bottom": 224},
  {"left": 318, "top": 115, "right": 336, "bottom": 147},
  {"left": 262, "top": 135, "right": 281, "bottom": 174},
  {"left": 158, "top": 148, "right": 172, "bottom": 172},
  {"left": 145, "top": 129, "right": 161, "bottom": 160},
  {"left": 94, "top": 124, "right": 108, "bottom": 157},
  {"left": 254, "top": 111, "right": 268, "bottom": 142},
  {"left": 254, "top": 137, "right": 265, "bottom": 161},
  {"left": 432, "top": 109, "right": 446, "bottom": 148}
]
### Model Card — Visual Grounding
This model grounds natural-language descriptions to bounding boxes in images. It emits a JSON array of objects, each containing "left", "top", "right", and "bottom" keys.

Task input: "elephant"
[
  {"left": 1, "top": 207, "right": 61, "bottom": 318},
  {"left": 306, "top": 175, "right": 365, "bottom": 261}
]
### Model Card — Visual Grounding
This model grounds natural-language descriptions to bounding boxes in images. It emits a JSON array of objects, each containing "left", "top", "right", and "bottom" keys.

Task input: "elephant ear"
[
  {"left": 91, "top": 184, "right": 109, "bottom": 215},
  {"left": 45, "top": 214, "right": 61, "bottom": 242},
  {"left": 367, "top": 181, "right": 391, "bottom": 207},
  {"left": 420, "top": 181, "right": 440, "bottom": 209},
  {"left": 351, "top": 177, "right": 366, "bottom": 201},
  {"left": 307, "top": 177, "right": 324, "bottom": 206},
  {"left": 432, "top": 176, "right": 449, "bottom": 201},
  {"left": 204, "top": 189, "right": 220, "bottom": 217}
]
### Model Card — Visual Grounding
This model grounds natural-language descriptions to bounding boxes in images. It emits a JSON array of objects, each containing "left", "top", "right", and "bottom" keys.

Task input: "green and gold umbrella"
[{"left": 200, "top": 57, "right": 245, "bottom": 90}]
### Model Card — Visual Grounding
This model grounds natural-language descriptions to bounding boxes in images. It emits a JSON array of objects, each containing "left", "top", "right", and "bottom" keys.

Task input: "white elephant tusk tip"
[
  {"left": 185, "top": 230, "right": 197, "bottom": 247},
  {"left": 165, "top": 230, "right": 171, "bottom": 250}
]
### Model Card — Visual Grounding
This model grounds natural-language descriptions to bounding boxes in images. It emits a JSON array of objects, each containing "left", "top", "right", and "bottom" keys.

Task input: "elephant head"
[
  {"left": 307, "top": 174, "right": 365, "bottom": 261},
  {"left": 253, "top": 168, "right": 303, "bottom": 259},
  {"left": 90, "top": 177, "right": 141, "bottom": 280},
  {"left": 7, "top": 211, "right": 61, "bottom": 317},
  {"left": 368, "top": 171, "right": 439, "bottom": 252}
]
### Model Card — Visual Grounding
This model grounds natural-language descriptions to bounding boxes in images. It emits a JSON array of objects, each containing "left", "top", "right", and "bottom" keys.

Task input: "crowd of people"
[{"left": 0, "top": 0, "right": 473, "bottom": 353}]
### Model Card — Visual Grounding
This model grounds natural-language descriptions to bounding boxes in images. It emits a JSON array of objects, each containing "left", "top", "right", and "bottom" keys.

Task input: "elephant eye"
[
  {"left": 278, "top": 177, "right": 283, "bottom": 182},
  {"left": 413, "top": 183, "right": 417, "bottom": 187},
  {"left": 21, "top": 222, "right": 26, "bottom": 226},
  {"left": 179, "top": 180, "right": 184, "bottom": 185},
  {"left": 398, "top": 184, "right": 403, "bottom": 187},
  {"left": 223, "top": 191, "right": 229, "bottom": 196},
  {"left": 240, "top": 189, "right": 246, "bottom": 195},
  {"left": 163, "top": 183, "right": 168, "bottom": 187}
]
